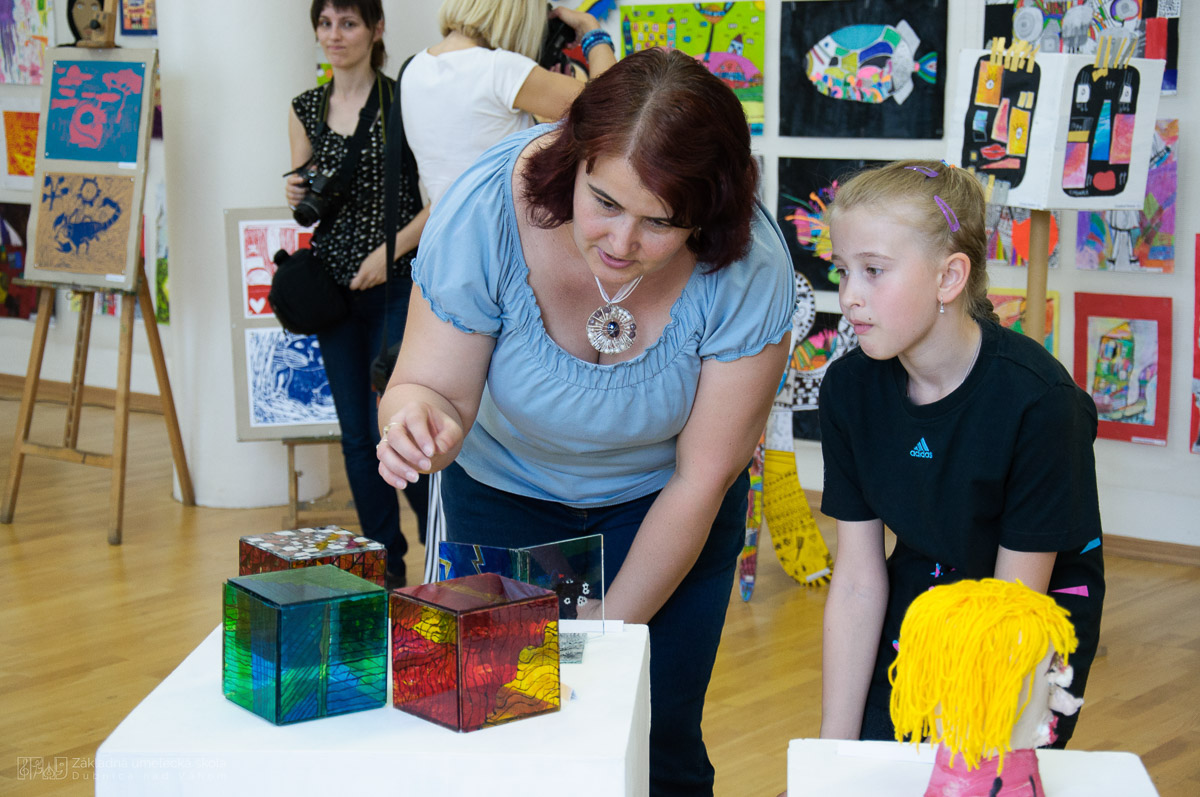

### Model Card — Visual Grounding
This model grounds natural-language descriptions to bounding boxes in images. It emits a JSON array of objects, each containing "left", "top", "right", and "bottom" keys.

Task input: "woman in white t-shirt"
[{"left": 401, "top": 0, "right": 615, "bottom": 206}]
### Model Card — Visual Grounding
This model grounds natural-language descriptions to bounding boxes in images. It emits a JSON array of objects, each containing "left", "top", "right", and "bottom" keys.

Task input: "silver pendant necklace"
[{"left": 586, "top": 275, "right": 643, "bottom": 355}]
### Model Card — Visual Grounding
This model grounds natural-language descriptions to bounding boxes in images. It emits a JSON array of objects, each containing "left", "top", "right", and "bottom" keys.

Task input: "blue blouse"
[{"left": 411, "top": 125, "right": 794, "bottom": 507}]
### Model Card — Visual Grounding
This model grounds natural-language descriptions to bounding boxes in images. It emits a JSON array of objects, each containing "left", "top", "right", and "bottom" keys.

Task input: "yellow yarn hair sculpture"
[{"left": 889, "top": 578, "right": 1078, "bottom": 772}]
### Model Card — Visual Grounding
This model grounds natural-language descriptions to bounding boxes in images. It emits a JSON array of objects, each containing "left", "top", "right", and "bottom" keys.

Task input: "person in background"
[
  {"left": 401, "top": 0, "right": 616, "bottom": 207},
  {"left": 377, "top": 49, "right": 793, "bottom": 795},
  {"left": 286, "top": 0, "right": 428, "bottom": 587}
]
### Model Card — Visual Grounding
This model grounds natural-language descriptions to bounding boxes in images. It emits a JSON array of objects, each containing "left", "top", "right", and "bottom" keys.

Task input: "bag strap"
[
  {"left": 378, "top": 55, "right": 419, "bottom": 365},
  {"left": 314, "top": 73, "right": 386, "bottom": 232}
]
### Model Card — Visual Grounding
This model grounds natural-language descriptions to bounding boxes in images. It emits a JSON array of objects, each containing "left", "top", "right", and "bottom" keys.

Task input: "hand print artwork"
[{"left": 33, "top": 172, "right": 134, "bottom": 278}]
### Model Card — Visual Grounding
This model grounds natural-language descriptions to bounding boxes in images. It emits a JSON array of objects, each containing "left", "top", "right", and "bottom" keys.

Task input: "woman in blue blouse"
[{"left": 376, "top": 49, "right": 793, "bottom": 795}]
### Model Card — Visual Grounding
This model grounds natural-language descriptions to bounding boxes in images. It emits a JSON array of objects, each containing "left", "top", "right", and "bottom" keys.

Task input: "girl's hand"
[
  {"left": 377, "top": 403, "right": 464, "bottom": 487},
  {"left": 350, "top": 245, "right": 386, "bottom": 290},
  {"left": 549, "top": 6, "right": 601, "bottom": 39},
  {"left": 284, "top": 172, "right": 308, "bottom": 209}
]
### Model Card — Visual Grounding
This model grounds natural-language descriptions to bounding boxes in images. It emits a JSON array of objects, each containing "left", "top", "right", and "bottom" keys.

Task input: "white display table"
[
  {"left": 787, "top": 739, "right": 1159, "bottom": 796},
  {"left": 97, "top": 623, "right": 650, "bottom": 795}
]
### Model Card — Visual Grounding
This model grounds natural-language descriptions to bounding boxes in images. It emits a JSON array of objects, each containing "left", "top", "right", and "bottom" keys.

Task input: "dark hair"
[
  {"left": 310, "top": 0, "right": 386, "bottom": 72},
  {"left": 522, "top": 48, "right": 757, "bottom": 271}
]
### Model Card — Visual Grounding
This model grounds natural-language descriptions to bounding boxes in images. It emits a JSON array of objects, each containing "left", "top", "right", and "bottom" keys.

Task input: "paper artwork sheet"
[
  {"left": 986, "top": 204, "right": 1062, "bottom": 268},
  {"left": 0, "top": 0, "right": 52, "bottom": 85},
  {"left": 1192, "top": 235, "right": 1199, "bottom": 454},
  {"left": 777, "top": 156, "right": 886, "bottom": 292},
  {"left": 946, "top": 48, "right": 1164, "bottom": 210},
  {"left": 0, "top": 93, "right": 37, "bottom": 190},
  {"left": 779, "top": 0, "right": 946, "bottom": 139},
  {"left": 788, "top": 310, "right": 858, "bottom": 441},
  {"left": 32, "top": 172, "right": 135, "bottom": 278},
  {"left": 238, "top": 219, "right": 313, "bottom": 319},
  {"left": 1073, "top": 292, "right": 1171, "bottom": 446},
  {"left": 1075, "top": 117, "right": 1176, "bottom": 272},
  {"left": 621, "top": 2, "right": 765, "bottom": 135},
  {"left": 44, "top": 57, "right": 147, "bottom": 164},
  {"left": 987, "top": 287, "right": 1059, "bottom": 354},
  {"left": 982, "top": 0, "right": 1180, "bottom": 94},
  {"left": 119, "top": 0, "right": 157, "bottom": 35},
  {"left": 244, "top": 328, "right": 337, "bottom": 428},
  {"left": 0, "top": 202, "right": 36, "bottom": 319}
]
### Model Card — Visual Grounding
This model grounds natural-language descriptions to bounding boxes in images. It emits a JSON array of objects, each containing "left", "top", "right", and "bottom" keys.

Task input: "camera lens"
[{"left": 293, "top": 196, "right": 324, "bottom": 227}]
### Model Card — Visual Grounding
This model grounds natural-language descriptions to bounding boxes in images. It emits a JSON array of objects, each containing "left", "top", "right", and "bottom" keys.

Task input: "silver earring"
[{"left": 938, "top": 299, "right": 945, "bottom": 314}]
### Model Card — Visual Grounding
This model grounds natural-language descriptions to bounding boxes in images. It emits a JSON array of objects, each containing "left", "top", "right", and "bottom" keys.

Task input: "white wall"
[{"left": 2, "top": 1, "right": 1196, "bottom": 533}]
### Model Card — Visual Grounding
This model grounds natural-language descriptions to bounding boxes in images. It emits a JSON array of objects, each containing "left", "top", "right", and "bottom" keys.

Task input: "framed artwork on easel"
[{"left": 23, "top": 47, "right": 157, "bottom": 293}]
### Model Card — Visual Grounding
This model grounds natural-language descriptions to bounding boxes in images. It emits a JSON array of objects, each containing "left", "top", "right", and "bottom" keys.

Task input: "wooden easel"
[
  {"left": 1024, "top": 210, "right": 1051, "bottom": 344},
  {"left": 1, "top": 257, "right": 195, "bottom": 543},
  {"left": 282, "top": 436, "right": 353, "bottom": 528}
]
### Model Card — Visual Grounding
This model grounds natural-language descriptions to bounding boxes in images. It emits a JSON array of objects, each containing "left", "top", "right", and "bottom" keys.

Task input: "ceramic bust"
[{"left": 890, "top": 579, "right": 1083, "bottom": 797}]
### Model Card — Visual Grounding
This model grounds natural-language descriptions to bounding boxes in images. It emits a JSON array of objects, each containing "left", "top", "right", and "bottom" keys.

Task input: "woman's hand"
[
  {"left": 550, "top": 6, "right": 601, "bottom": 39},
  {"left": 284, "top": 171, "right": 309, "bottom": 209},
  {"left": 350, "top": 244, "right": 387, "bottom": 290},
  {"left": 377, "top": 402, "right": 465, "bottom": 487}
]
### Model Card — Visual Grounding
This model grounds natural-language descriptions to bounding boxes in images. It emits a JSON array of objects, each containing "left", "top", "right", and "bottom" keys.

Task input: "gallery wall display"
[
  {"left": 1076, "top": 117, "right": 1176, "bottom": 273},
  {"left": 0, "top": 93, "right": 37, "bottom": 191},
  {"left": 982, "top": 0, "right": 1180, "bottom": 94},
  {"left": 0, "top": 202, "right": 36, "bottom": 319},
  {"left": 777, "top": 156, "right": 886, "bottom": 292},
  {"left": 1074, "top": 292, "right": 1171, "bottom": 446},
  {"left": 779, "top": 0, "right": 946, "bottom": 139},
  {"left": 986, "top": 204, "right": 1062, "bottom": 269},
  {"left": 988, "top": 287, "right": 1059, "bottom": 354},
  {"left": 119, "top": 0, "right": 157, "bottom": 36},
  {"left": 946, "top": 46, "right": 1165, "bottom": 210},
  {"left": 621, "top": 2, "right": 765, "bottom": 134},
  {"left": 24, "top": 47, "right": 157, "bottom": 293},
  {"left": 224, "top": 207, "right": 338, "bottom": 442},
  {"left": 0, "top": 0, "right": 53, "bottom": 85}
]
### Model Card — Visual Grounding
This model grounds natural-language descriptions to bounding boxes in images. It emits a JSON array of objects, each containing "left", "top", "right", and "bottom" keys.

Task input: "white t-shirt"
[{"left": 400, "top": 47, "right": 538, "bottom": 206}]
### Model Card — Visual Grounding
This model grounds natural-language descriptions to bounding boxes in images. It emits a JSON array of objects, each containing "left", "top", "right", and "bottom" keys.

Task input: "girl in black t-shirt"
[{"left": 817, "top": 160, "right": 1104, "bottom": 747}]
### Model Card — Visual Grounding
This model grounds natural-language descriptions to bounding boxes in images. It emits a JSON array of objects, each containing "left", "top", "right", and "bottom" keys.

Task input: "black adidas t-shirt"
[{"left": 819, "top": 320, "right": 1105, "bottom": 742}]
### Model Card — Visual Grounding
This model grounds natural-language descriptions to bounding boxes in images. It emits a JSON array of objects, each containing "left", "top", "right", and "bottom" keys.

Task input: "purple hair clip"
[
  {"left": 934, "top": 195, "right": 960, "bottom": 232},
  {"left": 905, "top": 165, "right": 939, "bottom": 178}
]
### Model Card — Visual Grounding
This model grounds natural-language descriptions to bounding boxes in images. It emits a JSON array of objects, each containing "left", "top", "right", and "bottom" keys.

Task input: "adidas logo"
[{"left": 910, "top": 438, "right": 933, "bottom": 459}]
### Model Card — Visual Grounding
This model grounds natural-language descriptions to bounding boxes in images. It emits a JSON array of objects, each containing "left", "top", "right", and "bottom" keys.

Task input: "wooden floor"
[{"left": 1, "top": 395, "right": 1197, "bottom": 796}]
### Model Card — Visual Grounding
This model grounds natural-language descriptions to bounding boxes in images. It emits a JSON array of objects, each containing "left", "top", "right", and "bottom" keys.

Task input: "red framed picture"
[{"left": 1074, "top": 292, "right": 1172, "bottom": 446}]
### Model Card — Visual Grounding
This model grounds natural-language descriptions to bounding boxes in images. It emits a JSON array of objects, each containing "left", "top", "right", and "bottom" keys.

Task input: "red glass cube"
[{"left": 391, "top": 573, "right": 560, "bottom": 732}]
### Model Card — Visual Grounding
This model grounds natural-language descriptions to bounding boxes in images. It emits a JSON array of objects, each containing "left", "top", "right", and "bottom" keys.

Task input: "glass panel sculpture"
[
  {"left": 223, "top": 564, "right": 387, "bottom": 724},
  {"left": 392, "top": 573, "right": 560, "bottom": 732},
  {"left": 438, "top": 534, "right": 603, "bottom": 620},
  {"left": 239, "top": 526, "right": 386, "bottom": 587}
]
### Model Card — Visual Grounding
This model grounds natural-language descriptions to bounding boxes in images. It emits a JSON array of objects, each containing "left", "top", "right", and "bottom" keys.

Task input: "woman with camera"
[
  {"left": 400, "top": 0, "right": 616, "bottom": 207},
  {"left": 377, "top": 49, "right": 793, "bottom": 794},
  {"left": 286, "top": 0, "right": 427, "bottom": 587}
]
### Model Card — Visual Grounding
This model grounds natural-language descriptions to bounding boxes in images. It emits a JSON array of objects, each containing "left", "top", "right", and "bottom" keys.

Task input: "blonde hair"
[
  {"left": 438, "top": 0, "right": 546, "bottom": 61},
  {"left": 889, "top": 579, "right": 1078, "bottom": 772},
  {"left": 828, "top": 160, "right": 998, "bottom": 324}
]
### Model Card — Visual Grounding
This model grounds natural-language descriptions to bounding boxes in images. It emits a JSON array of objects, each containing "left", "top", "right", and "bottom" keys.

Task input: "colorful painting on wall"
[
  {"left": 1074, "top": 292, "right": 1171, "bottom": 446},
  {"left": 0, "top": 0, "right": 52, "bottom": 84},
  {"left": 32, "top": 172, "right": 135, "bottom": 278},
  {"left": 779, "top": 0, "right": 946, "bottom": 139},
  {"left": 1192, "top": 235, "right": 1199, "bottom": 454},
  {"left": 946, "top": 47, "right": 1163, "bottom": 211},
  {"left": 44, "top": 57, "right": 147, "bottom": 164},
  {"left": 238, "top": 218, "right": 313, "bottom": 319},
  {"left": 622, "top": 2, "right": 765, "bottom": 135},
  {"left": 787, "top": 310, "right": 858, "bottom": 441},
  {"left": 244, "top": 327, "right": 337, "bottom": 429},
  {"left": 0, "top": 94, "right": 37, "bottom": 190},
  {"left": 986, "top": 205, "right": 1062, "bottom": 268},
  {"left": 777, "top": 156, "right": 886, "bottom": 292},
  {"left": 1076, "top": 117, "right": 1176, "bottom": 272},
  {"left": 982, "top": 0, "right": 1180, "bottom": 94},
  {"left": 0, "top": 202, "right": 36, "bottom": 319},
  {"left": 119, "top": 0, "right": 156, "bottom": 35},
  {"left": 988, "top": 287, "right": 1059, "bottom": 354}
]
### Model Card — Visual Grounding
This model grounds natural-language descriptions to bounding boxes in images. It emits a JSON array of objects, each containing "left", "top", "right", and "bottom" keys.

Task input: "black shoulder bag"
[
  {"left": 369, "top": 56, "right": 420, "bottom": 392},
  {"left": 269, "top": 77, "right": 386, "bottom": 336}
]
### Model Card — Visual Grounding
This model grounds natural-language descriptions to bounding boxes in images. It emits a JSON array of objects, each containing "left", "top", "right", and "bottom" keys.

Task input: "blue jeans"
[
  {"left": 316, "top": 280, "right": 428, "bottom": 567},
  {"left": 442, "top": 461, "right": 748, "bottom": 796}
]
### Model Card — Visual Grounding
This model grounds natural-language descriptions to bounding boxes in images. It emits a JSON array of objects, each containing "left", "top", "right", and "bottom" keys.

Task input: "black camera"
[{"left": 287, "top": 165, "right": 346, "bottom": 227}]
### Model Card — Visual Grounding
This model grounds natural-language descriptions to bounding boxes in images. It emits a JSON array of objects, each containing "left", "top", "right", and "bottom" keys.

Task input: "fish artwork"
[{"left": 805, "top": 20, "right": 936, "bottom": 106}]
